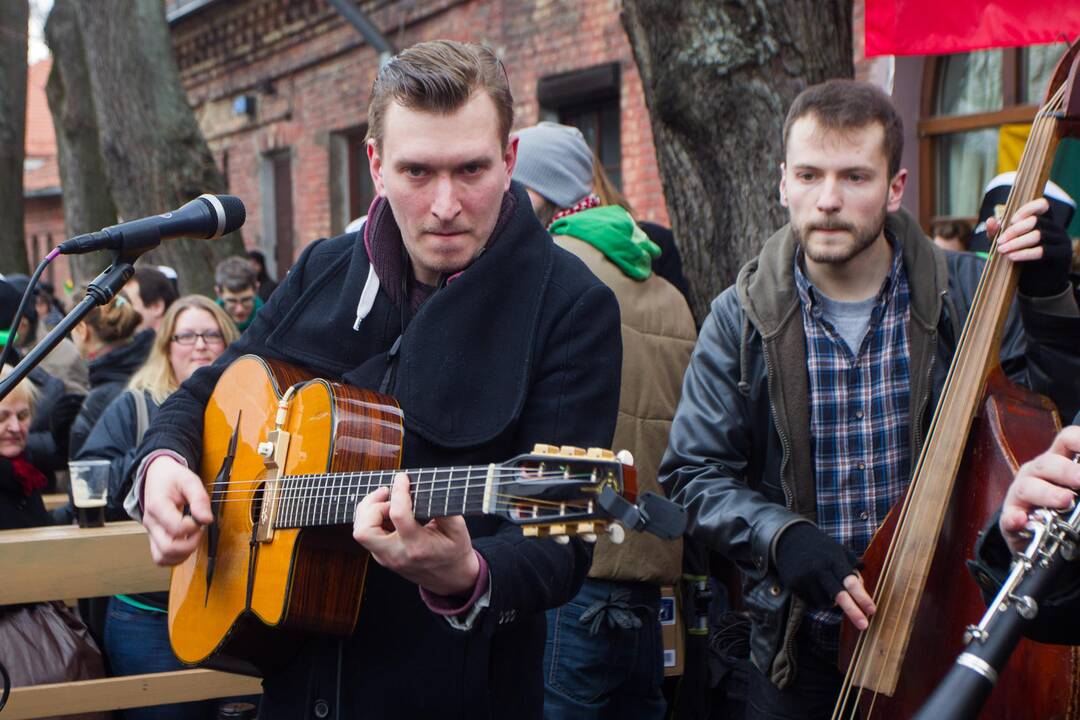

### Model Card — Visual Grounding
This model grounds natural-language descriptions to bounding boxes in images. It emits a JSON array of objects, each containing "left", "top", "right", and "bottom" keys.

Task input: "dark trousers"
[{"left": 745, "top": 633, "right": 847, "bottom": 720}]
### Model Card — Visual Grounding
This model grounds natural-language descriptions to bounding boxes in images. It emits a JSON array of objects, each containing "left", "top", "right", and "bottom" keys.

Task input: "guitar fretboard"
[{"left": 271, "top": 465, "right": 497, "bottom": 528}]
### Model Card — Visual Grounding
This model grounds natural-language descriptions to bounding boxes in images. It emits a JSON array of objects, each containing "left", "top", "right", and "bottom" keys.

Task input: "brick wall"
[
  {"left": 173, "top": 0, "right": 670, "bottom": 269},
  {"left": 23, "top": 195, "right": 71, "bottom": 292}
]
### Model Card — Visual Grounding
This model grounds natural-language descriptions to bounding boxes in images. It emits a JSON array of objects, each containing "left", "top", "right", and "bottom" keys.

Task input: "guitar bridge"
[{"left": 255, "top": 386, "right": 297, "bottom": 542}]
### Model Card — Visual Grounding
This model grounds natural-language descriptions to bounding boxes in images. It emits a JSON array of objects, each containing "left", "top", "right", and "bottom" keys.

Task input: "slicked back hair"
[
  {"left": 365, "top": 40, "right": 514, "bottom": 151},
  {"left": 783, "top": 79, "right": 904, "bottom": 178}
]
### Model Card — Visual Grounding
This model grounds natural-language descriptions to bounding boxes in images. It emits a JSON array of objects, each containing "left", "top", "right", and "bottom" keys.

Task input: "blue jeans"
[
  {"left": 543, "top": 579, "right": 666, "bottom": 720},
  {"left": 104, "top": 597, "right": 220, "bottom": 720}
]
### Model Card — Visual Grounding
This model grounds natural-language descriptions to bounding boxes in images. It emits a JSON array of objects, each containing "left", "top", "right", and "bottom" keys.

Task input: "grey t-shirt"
[{"left": 816, "top": 292, "right": 876, "bottom": 356}]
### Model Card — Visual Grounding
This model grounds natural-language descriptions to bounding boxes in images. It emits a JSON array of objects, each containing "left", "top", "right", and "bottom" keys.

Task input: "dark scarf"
[{"left": 363, "top": 192, "right": 518, "bottom": 316}]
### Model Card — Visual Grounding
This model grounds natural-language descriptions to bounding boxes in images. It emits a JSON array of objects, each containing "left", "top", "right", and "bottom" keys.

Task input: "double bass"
[{"left": 832, "top": 41, "right": 1080, "bottom": 719}]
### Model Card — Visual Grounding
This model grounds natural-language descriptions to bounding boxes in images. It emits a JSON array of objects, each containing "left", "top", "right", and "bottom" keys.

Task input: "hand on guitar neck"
[
  {"left": 987, "top": 197, "right": 1073, "bottom": 298},
  {"left": 352, "top": 472, "right": 481, "bottom": 597},
  {"left": 143, "top": 454, "right": 214, "bottom": 566},
  {"left": 143, "top": 456, "right": 483, "bottom": 597}
]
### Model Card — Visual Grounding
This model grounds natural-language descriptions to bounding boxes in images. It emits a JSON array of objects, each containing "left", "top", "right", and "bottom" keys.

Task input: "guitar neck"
[{"left": 271, "top": 464, "right": 499, "bottom": 529}]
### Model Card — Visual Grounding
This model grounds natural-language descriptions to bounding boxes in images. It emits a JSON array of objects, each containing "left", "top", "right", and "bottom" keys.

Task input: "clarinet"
[{"left": 914, "top": 453, "right": 1080, "bottom": 720}]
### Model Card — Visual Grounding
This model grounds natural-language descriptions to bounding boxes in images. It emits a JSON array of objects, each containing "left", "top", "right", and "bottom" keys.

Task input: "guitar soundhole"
[{"left": 248, "top": 483, "right": 264, "bottom": 525}]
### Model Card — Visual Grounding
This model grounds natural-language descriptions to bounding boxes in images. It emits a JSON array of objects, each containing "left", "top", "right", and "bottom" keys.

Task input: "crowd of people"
[
  {"left": 0, "top": 254, "right": 265, "bottom": 719},
  {"left": 1, "top": 38, "right": 1079, "bottom": 720}
]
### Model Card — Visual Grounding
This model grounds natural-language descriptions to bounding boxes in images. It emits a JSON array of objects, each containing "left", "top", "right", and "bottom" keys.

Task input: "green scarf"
[
  {"left": 549, "top": 205, "right": 661, "bottom": 281},
  {"left": 216, "top": 294, "right": 264, "bottom": 332}
]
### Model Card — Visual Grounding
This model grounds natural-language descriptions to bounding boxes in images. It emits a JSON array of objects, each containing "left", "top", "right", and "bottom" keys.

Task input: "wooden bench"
[{"left": 0, "top": 522, "right": 262, "bottom": 719}]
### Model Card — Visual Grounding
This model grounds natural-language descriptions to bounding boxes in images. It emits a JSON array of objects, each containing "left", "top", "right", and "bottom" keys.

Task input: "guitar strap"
[
  {"left": 122, "top": 390, "right": 151, "bottom": 522},
  {"left": 132, "top": 389, "right": 149, "bottom": 445}
]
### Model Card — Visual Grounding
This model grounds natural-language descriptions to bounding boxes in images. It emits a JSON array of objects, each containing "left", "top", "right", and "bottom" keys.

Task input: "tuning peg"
[
  {"left": 607, "top": 524, "right": 626, "bottom": 544},
  {"left": 553, "top": 535, "right": 570, "bottom": 545},
  {"left": 532, "top": 443, "right": 560, "bottom": 455},
  {"left": 587, "top": 448, "right": 615, "bottom": 460},
  {"left": 522, "top": 526, "right": 539, "bottom": 537},
  {"left": 559, "top": 445, "right": 586, "bottom": 456},
  {"left": 616, "top": 450, "right": 635, "bottom": 467},
  {"left": 580, "top": 533, "right": 598, "bottom": 543}
]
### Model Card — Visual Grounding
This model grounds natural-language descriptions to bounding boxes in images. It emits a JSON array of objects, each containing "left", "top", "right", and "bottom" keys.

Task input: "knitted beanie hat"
[{"left": 513, "top": 122, "right": 594, "bottom": 208}]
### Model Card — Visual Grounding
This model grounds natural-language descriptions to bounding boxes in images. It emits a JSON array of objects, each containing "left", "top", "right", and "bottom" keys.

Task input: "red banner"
[{"left": 865, "top": 0, "right": 1080, "bottom": 57}]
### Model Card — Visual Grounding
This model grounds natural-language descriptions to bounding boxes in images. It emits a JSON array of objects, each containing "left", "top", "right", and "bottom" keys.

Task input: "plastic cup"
[{"left": 70, "top": 459, "right": 110, "bottom": 528}]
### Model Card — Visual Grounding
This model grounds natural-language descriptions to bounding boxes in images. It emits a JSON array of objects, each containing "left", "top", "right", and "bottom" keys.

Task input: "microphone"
[{"left": 58, "top": 194, "right": 246, "bottom": 255}]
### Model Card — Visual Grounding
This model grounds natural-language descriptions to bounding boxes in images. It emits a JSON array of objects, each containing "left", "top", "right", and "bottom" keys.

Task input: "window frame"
[
  {"left": 918, "top": 49, "right": 1040, "bottom": 231},
  {"left": 537, "top": 63, "right": 623, "bottom": 192}
]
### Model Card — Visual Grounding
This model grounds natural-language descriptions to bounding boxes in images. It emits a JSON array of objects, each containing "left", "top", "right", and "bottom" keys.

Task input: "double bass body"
[{"left": 840, "top": 370, "right": 1078, "bottom": 719}]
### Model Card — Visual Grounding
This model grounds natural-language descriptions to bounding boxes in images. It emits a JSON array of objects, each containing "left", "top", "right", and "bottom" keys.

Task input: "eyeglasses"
[
  {"left": 171, "top": 331, "right": 226, "bottom": 346},
  {"left": 221, "top": 295, "right": 255, "bottom": 307}
]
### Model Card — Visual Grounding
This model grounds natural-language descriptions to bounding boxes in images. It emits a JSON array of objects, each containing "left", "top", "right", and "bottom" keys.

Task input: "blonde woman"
[
  {"left": 77, "top": 295, "right": 238, "bottom": 523},
  {"left": 76, "top": 295, "right": 239, "bottom": 720},
  {"left": 0, "top": 365, "right": 47, "bottom": 530},
  {"left": 0, "top": 365, "right": 108, "bottom": 718}
]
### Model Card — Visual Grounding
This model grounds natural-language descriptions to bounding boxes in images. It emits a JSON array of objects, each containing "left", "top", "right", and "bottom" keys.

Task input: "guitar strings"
[
  {"left": 201, "top": 470, "right": 605, "bottom": 496},
  {"left": 205, "top": 485, "right": 602, "bottom": 510},
  {"left": 196, "top": 491, "right": 594, "bottom": 516},
  {"left": 201, "top": 469, "right": 607, "bottom": 492}
]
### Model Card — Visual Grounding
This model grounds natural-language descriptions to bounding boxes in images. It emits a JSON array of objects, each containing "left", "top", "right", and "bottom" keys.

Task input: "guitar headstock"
[{"left": 493, "top": 444, "right": 638, "bottom": 544}]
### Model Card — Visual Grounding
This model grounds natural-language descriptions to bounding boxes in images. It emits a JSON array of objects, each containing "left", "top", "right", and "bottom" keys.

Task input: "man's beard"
[{"left": 793, "top": 205, "right": 888, "bottom": 265}]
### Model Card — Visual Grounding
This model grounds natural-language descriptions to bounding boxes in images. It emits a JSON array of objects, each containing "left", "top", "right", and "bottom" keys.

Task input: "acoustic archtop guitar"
[{"left": 168, "top": 355, "right": 649, "bottom": 676}]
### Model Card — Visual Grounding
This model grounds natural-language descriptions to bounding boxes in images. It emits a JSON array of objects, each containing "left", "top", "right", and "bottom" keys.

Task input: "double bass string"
[
  {"left": 845, "top": 89, "right": 1064, "bottom": 719},
  {"left": 855, "top": 93, "right": 1064, "bottom": 718},
  {"left": 832, "top": 87, "right": 1066, "bottom": 720}
]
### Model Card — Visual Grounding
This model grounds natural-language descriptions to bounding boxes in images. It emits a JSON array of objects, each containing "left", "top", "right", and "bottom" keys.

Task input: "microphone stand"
[{"left": 0, "top": 251, "right": 136, "bottom": 402}]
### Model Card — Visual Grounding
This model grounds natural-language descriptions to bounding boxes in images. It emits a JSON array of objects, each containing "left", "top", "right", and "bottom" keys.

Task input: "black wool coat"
[
  {"left": 0, "top": 457, "right": 49, "bottom": 531},
  {"left": 136, "top": 182, "right": 623, "bottom": 720}
]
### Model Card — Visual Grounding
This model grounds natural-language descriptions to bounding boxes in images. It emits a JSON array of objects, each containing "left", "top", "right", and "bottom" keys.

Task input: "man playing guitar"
[{"left": 133, "top": 40, "right": 622, "bottom": 719}]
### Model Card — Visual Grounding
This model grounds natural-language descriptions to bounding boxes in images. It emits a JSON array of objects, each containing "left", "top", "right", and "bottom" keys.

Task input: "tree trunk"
[
  {"left": 0, "top": 0, "right": 30, "bottom": 276},
  {"left": 71, "top": 0, "right": 245, "bottom": 296},
  {"left": 44, "top": 0, "right": 118, "bottom": 287},
  {"left": 621, "top": 0, "right": 854, "bottom": 320}
]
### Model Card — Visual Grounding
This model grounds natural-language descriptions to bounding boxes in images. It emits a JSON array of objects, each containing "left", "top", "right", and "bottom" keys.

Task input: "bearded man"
[{"left": 660, "top": 79, "right": 1080, "bottom": 719}]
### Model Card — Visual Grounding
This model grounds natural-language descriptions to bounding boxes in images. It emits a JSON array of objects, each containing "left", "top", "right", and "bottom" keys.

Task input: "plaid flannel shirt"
[{"left": 793, "top": 235, "right": 912, "bottom": 652}]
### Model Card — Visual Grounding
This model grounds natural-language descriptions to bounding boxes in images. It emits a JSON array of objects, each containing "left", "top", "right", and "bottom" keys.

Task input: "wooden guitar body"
[
  {"left": 168, "top": 355, "right": 404, "bottom": 676},
  {"left": 839, "top": 368, "right": 1078, "bottom": 718}
]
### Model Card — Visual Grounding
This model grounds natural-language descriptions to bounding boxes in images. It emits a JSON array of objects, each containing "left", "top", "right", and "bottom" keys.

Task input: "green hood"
[{"left": 549, "top": 205, "right": 660, "bottom": 280}]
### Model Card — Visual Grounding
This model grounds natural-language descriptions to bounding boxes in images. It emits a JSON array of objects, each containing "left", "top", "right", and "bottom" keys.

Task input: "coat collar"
[{"left": 343, "top": 181, "right": 556, "bottom": 447}]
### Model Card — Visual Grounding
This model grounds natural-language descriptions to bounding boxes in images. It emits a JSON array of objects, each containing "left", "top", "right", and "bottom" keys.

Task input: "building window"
[
  {"left": 919, "top": 44, "right": 1076, "bottom": 231},
  {"left": 259, "top": 149, "right": 294, "bottom": 281},
  {"left": 538, "top": 63, "right": 622, "bottom": 191},
  {"left": 330, "top": 126, "right": 375, "bottom": 236}
]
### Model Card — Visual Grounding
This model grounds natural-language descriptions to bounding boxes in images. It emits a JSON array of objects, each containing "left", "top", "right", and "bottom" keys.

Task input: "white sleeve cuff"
[
  {"left": 127, "top": 450, "right": 189, "bottom": 522},
  {"left": 442, "top": 574, "right": 492, "bottom": 632}
]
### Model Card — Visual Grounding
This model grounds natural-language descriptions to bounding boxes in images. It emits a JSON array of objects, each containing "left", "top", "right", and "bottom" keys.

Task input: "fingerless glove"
[{"left": 774, "top": 522, "right": 858, "bottom": 609}]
